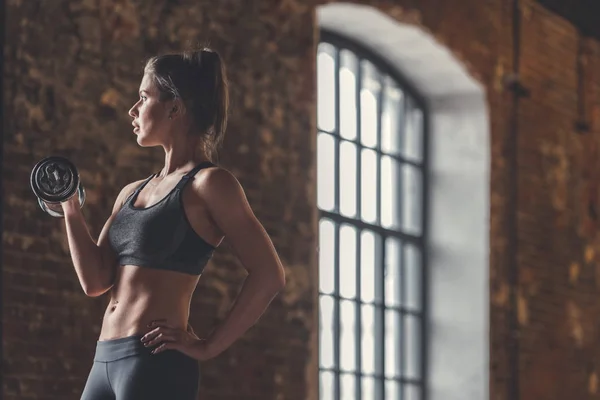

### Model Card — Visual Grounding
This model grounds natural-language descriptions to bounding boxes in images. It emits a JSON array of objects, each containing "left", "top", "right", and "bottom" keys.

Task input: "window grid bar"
[
  {"left": 398, "top": 88, "right": 408, "bottom": 390},
  {"left": 320, "top": 211, "right": 423, "bottom": 246},
  {"left": 376, "top": 71, "right": 384, "bottom": 154},
  {"left": 356, "top": 55, "right": 364, "bottom": 214},
  {"left": 355, "top": 53, "right": 363, "bottom": 400},
  {"left": 318, "top": 292, "right": 424, "bottom": 316},
  {"left": 399, "top": 244, "right": 406, "bottom": 391},
  {"left": 333, "top": 227, "right": 341, "bottom": 399},
  {"left": 372, "top": 245, "right": 382, "bottom": 398},
  {"left": 375, "top": 85, "right": 382, "bottom": 228},
  {"left": 319, "top": 366, "right": 424, "bottom": 385},
  {"left": 376, "top": 70, "right": 387, "bottom": 400},
  {"left": 355, "top": 230, "right": 362, "bottom": 400},
  {"left": 397, "top": 90, "right": 406, "bottom": 245},
  {"left": 398, "top": 90, "right": 407, "bottom": 157},
  {"left": 333, "top": 45, "right": 342, "bottom": 400},
  {"left": 420, "top": 100, "right": 431, "bottom": 400},
  {"left": 333, "top": 47, "right": 341, "bottom": 216},
  {"left": 318, "top": 130, "right": 425, "bottom": 172}
]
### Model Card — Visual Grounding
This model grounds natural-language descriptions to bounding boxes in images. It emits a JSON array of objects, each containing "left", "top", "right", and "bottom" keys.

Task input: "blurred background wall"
[{"left": 2, "top": 1, "right": 600, "bottom": 399}]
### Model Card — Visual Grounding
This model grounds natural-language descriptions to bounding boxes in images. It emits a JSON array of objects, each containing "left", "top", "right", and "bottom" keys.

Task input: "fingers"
[
  {"left": 140, "top": 320, "right": 197, "bottom": 356},
  {"left": 141, "top": 330, "right": 177, "bottom": 348},
  {"left": 141, "top": 321, "right": 185, "bottom": 354},
  {"left": 144, "top": 325, "right": 174, "bottom": 337},
  {"left": 151, "top": 342, "right": 174, "bottom": 355},
  {"left": 142, "top": 320, "right": 175, "bottom": 344}
]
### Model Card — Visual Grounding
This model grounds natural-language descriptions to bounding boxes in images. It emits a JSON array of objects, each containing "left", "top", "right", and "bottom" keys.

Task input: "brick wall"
[
  {"left": 2, "top": 0, "right": 600, "bottom": 399},
  {"left": 2, "top": 1, "right": 316, "bottom": 399}
]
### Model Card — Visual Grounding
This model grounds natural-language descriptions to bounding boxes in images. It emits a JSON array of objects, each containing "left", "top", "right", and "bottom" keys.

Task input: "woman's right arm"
[{"left": 61, "top": 181, "right": 141, "bottom": 297}]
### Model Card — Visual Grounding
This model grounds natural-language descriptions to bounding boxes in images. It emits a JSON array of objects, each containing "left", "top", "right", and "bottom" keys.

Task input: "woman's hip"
[{"left": 82, "top": 335, "right": 199, "bottom": 400}]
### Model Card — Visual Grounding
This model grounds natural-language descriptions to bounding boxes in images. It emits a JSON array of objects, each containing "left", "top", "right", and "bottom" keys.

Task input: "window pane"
[
  {"left": 320, "top": 370, "right": 335, "bottom": 400},
  {"left": 340, "top": 141, "right": 357, "bottom": 218},
  {"left": 361, "top": 304, "right": 375, "bottom": 374},
  {"left": 402, "top": 164, "right": 422, "bottom": 235},
  {"left": 339, "top": 224, "right": 357, "bottom": 299},
  {"left": 381, "top": 156, "right": 401, "bottom": 230},
  {"left": 317, "top": 133, "right": 336, "bottom": 211},
  {"left": 404, "top": 384, "right": 422, "bottom": 400},
  {"left": 317, "top": 43, "right": 336, "bottom": 132},
  {"left": 340, "top": 373, "right": 356, "bottom": 400},
  {"left": 360, "top": 60, "right": 380, "bottom": 149},
  {"left": 362, "top": 376, "right": 375, "bottom": 400},
  {"left": 385, "top": 380, "right": 400, "bottom": 400},
  {"left": 319, "top": 219, "right": 335, "bottom": 295},
  {"left": 404, "top": 98, "right": 424, "bottom": 162},
  {"left": 319, "top": 295, "right": 335, "bottom": 369},
  {"left": 385, "top": 237, "right": 402, "bottom": 307},
  {"left": 361, "top": 231, "right": 383, "bottom": 303},
  {"left": 405, "top": 244, "right": 422, "bottom": 311},
  {"left": 385, "top": 310, "right": 400, "bottom": 378},
  {"left": 381, "top": 78, "right": 404, "bottom": 156},
  {"left": 361, "top": 148, "right": 378, "bottom": 223},
  {"left": 340, "top": 300, "right": 357, "bottom": 371},
  {"left": 360, "top": 230, "right": 376, "bottom": 302},
  {"left": 340, "top": 50, "right": 358, "bottom": 141},
  {"left": 404, "top": 314, "right": 421, "bottom": 379}
]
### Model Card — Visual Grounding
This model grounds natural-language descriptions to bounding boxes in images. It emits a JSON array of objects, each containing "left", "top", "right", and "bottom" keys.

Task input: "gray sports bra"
[{"left": 108, "top": 162, "right": 216, "bottom": 275}]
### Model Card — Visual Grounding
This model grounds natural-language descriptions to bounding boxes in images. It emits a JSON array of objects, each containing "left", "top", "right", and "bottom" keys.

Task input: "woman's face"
[{"left": 128, "top": 74, "right": 172, "bottom": 146}]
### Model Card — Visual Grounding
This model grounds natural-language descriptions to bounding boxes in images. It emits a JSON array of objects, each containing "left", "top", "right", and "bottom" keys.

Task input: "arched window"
[{"left": 317, "top": 30, "right": 428, "bottom": 400}]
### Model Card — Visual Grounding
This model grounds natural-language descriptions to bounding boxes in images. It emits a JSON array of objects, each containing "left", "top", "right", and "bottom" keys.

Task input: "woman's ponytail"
[{"left": 145, "top": 47, "right": 230, "bottom": 162}]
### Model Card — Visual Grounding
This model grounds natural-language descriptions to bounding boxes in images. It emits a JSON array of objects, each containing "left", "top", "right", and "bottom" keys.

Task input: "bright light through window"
[{"left": 317, "top": 32, "right": 427, "bottom": 400}]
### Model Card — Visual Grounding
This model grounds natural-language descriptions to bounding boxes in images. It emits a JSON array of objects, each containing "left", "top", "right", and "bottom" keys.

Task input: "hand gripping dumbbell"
[{"left": 30, "top": 156, "right": 86, "bottom": 217}]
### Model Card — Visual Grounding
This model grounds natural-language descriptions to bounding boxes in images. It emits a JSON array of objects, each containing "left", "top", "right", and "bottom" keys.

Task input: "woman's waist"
[{"left": 99, "top": 300, "right": 189, "bottom": 341}]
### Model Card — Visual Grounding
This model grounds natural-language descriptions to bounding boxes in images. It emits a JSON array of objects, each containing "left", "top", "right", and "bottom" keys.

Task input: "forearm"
[
  {"left": 206, "top": 272, "right": 283, "bottom": 356},
  {"left": 63, "top": 206, "right": 112, "bottom": 296}
]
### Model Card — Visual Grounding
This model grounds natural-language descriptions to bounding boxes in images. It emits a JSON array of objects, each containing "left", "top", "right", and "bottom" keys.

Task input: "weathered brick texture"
[{"left": 2, "top": 0, "right": 600, "bottom": 399}]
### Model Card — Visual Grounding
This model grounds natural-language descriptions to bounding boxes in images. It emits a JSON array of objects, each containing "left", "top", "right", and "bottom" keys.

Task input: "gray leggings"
[{"left": 81, "top": 335, "right": 200, "bottom": 400}]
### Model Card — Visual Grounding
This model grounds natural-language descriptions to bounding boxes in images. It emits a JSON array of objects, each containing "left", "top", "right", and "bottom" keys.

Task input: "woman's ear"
[
  {"left": 168, "top": 100, "right": 183, "bottom": 119},
  {"left": 168, "top": 99, "right": 185, "bottom": 120}
]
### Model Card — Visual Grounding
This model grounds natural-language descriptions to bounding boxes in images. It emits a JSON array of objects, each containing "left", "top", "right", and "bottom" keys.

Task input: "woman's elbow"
[
  {"left": 83, "top": 283, "right": 112, "bottom": 297},
  {"left": 254, "top": 266, "right": 285, "bottom": 293},
  {"left": 272, "top": 267, "right": 286, "bottom": 291},
  {"left": 82, "top": 273, "right": 114, "bottom": 297}
]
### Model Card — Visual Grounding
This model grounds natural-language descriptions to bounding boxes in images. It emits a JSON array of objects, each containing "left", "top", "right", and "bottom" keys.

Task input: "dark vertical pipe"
[
  {"left": 0, "top": 0, "right": 5, "bottom": 395},
  {"left": 507, "top": 0, "right": 524, "bottom": 399},
  {"left": 575, "top": 32, "right": 591, "bottom": 133}
]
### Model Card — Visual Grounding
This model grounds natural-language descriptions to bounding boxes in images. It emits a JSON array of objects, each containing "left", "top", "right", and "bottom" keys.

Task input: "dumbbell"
[{"left": 30, "top": 156, "right": 86, "bottom": 217}]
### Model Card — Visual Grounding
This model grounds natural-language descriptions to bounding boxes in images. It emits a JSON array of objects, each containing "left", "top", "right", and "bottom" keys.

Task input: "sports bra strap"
[
  {"left": 175, "top": 161, "right": 215, "bottom": 190},
  {"left": 131, "top": 174, "right": 155, "bottom": 197},
  {"left": 123, "top": 174, "right": 155, "bottom": 206}
]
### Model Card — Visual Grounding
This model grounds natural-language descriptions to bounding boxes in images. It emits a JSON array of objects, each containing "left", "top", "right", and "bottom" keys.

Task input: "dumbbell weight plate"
[{"left": 30, "top": 156, "right": 86, "bottom": 217}]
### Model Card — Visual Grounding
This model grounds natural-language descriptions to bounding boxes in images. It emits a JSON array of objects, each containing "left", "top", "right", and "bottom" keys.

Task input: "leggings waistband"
[{"left": 94, "top": 335, "right": 150, "bottom": 362}]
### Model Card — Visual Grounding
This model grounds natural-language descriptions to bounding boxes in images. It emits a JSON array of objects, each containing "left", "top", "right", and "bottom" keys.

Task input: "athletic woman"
[{"left": 61, "top": 49, "right": 285, "bottom": 399}]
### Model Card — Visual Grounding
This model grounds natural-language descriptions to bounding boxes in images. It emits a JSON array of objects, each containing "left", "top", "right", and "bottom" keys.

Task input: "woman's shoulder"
[
  {"left": 194, "top": 165, "right": 240, "bottom": 191},
  {"left": 191, "top": 165, "right": 247, "bottom": 207}
]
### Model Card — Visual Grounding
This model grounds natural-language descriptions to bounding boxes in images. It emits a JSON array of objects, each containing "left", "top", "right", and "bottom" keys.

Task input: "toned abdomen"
[{"left": 98, "top": 264, "right": 200, "bottom": 341}]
